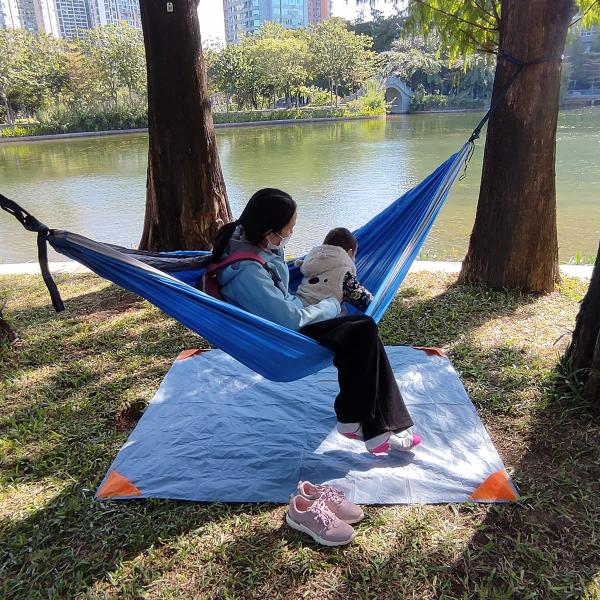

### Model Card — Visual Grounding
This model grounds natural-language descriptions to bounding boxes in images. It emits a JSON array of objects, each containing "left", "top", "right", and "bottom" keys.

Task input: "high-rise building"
[
  {"left": 53, "top": 0, "right": 92, "bottom": 36},
  {"left": 35, "top": 0, "right": 60, "bottom": 35},
  {"left": 307, "top": 0, "right": 329, "bottom": 25},
  {"left": 90, "top": 0, "right": 141, "bottom": 29},
  {"left": 223, "top": 0, "right": 309, "bottom": 45},
  {"left": 0, "top": 0, "right": 140, "bottom": 36},
  {"left": 0, "top": 0, "right": 59, "bottom": 34}
]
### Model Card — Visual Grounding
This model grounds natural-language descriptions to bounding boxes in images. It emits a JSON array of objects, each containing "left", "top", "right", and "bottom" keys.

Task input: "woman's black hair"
[{"left": 212, "top": 188, "right": 297, "bottom": 260}]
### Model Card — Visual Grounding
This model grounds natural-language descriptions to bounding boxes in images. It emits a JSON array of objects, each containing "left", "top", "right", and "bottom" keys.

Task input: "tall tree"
[
  {"left": 138, "top": 0, "right": 231, "bottom": 251},
  {"left": 407, "top": 0, "right": 600, "bottom": 292},
  {"left": 564, "top": 241, "right": 600, "bottom": 404},
  {"left": 309, "top": 18, "right": 376, "bottom": 106}
]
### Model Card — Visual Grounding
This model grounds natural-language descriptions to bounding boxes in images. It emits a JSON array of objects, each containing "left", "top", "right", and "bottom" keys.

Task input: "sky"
[{"left": 197, "top": 0, "right": 397, "bottom": 46}]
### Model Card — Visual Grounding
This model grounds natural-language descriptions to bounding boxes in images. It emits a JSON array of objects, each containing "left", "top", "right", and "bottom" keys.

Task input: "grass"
[{"left": 0, "top": 272, "right": 599, "bottom": 599}]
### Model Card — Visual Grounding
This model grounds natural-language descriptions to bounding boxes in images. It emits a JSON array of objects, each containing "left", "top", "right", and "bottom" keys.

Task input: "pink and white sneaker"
[
  {"left": 296, "top": 481, "right": 364, "bottom": 524},
  {"left": 366, "top": 430, "right": 422, "bottom": 454},
  {"left": 286, "top": 496, "right": 356, "bottom": 547}
]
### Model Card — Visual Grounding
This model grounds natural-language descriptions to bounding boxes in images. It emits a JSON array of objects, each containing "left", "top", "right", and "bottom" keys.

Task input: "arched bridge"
[{"left": 385, "top": 76, "right": 413, "bottom": 114}]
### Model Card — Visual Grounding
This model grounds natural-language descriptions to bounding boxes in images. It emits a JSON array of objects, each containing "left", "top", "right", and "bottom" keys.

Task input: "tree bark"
[
  {"left": 564, "top": 241, "right": 600, "bottom": 404},
  {"left": 138, "top": 0, "right": 231, "bottom": 251},
  {"left": 458, "top": 0, "right": 576, "bottom": 292}
]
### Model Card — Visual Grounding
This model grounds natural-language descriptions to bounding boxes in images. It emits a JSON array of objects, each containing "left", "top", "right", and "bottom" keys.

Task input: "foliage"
[
  {"left": 0, "top": 105, "right": 383, "bottom": 137},
  {"left": 351, "top": 10, "right": 407, "bottom": 52},
  {"left": 0, "top": 124, "right": 33, "bottom": 138},
  {"left": 409, "top": 91, "right": 486, "bottom": 111},
  {"left": 0, "top": 24, "right": 145, "bottom": 125},
  {"left": 297, "top": 85, "right": 335, "bottom": 106},
  {"left": 209, "top": 42, "right": 260, "bottom": 111},
  {"left": 346, "top": 80, "right": 386, "bottom": 113},
  {"left": 379, "top": 37, "right": 441, "bottom": 84},
  {"left": 405, "top": 0, "right": 501, "bottom": 58},
  {"left": 76, "top": 24, "right": 146, "bottom": 105},
  {"left": 405, "top": 0, "right": 600, "bottom": 59},
  {"left": 379, "top": 35, "right": 494, "bottom": 100},
  {"left": 206, "top": 19, "right": 377, "bottom": 111},
  {"left": 308, "top": 18, "right": 377, "bottom": 106},
  {"left": 0, "top": 29, "right": 69, "bottom": 125}
]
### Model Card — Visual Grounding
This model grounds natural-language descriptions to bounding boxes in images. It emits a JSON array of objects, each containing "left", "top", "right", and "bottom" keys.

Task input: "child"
[{"left": 296, "top": 228, "right": 373, "bottom": 312}]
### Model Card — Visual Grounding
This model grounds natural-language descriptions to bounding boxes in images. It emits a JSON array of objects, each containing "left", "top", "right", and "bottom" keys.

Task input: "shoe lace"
[
  {"left": 308, "top": 499, "right": 337, "bottom": 529},
  {"left": 321, "top": 486, "right": 345, "bottom": 506}
]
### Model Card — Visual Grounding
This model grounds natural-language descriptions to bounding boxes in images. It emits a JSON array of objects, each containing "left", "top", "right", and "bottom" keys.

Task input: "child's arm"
[{"left": 342, "top": 272, "right": 373, "bottom": 312}]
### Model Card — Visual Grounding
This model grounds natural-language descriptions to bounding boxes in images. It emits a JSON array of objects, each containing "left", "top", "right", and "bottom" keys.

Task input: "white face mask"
[{"left": 267, "top": 232, "right": 291, "bottom": 252}]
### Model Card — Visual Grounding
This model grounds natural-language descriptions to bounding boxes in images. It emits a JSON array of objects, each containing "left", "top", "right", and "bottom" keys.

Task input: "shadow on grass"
[
  {"left": 441, "top": 382, "right": 600, "bottom": 598},
  {"left": 1, "top": 279, "right": 598, "bottom": 597}
]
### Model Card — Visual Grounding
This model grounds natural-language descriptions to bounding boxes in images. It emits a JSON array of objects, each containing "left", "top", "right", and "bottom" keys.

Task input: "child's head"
[{"left": 324, "top": 227, "right": 358, "bottom": 259}]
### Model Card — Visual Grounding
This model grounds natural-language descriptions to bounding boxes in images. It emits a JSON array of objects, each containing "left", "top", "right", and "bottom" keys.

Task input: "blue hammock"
[{"left": 1, "top": 142, "right": 472, "bottom": 382}]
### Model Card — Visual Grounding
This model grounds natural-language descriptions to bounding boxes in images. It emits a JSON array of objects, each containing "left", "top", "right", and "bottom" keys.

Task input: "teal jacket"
[{"left": 218, "top": 230, "right": 341, "bottom": 330}]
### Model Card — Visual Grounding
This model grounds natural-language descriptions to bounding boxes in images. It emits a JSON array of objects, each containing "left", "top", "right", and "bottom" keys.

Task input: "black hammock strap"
[{"left": 0, "top": 193, "right": 65, "bottom": 312}]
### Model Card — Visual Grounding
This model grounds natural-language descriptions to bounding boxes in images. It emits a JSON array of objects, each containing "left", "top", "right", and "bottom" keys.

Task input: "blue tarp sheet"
[{"left": 97, "top": 346, "right": 519, "bottom": 504}]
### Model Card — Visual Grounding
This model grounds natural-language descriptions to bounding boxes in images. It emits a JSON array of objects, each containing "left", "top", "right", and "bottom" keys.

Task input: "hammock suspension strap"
[{"left": 0, "top": 193, "right": 64, "bottom": 312}]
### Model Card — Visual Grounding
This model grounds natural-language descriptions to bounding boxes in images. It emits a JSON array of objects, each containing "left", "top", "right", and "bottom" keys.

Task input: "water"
[{"left": 1, "top": 109, "right": 599, "bottom": 264}]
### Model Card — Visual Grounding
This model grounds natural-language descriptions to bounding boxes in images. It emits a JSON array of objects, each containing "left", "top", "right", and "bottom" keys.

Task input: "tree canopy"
[{"left": 405, "top": 0, "right": 600, "bottom": 57}]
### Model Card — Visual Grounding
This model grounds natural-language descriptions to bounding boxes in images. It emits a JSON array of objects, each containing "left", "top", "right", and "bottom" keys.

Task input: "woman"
[{"left": 211, "top": 188, "right": 421, "bottom": 454}]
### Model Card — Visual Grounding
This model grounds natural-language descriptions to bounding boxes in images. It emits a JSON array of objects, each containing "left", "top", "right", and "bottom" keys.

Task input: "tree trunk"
[
  {"left": 458, "top": 0, "right": 576, "bottom": 292},
  {"left": 138, "top": 0, "right": 231, "bottom": 251},
  {"left": 335, "top": 80, "right": 339, "bottom": 107},
  {"left": 3, "top": 96, "right": 13, "bottom": 126},
  {"left": 564, "top": 241, "right": 600, "bottom": 403}
]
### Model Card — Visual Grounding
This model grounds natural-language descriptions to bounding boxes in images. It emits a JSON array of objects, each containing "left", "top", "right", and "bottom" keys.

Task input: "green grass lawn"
[{"left": 1, "top": 272, "right": 599, "bottom": 599}]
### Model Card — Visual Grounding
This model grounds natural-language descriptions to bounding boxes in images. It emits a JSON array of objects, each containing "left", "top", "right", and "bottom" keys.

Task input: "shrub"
[
  {"left": 346, "top": 80, "right": 386, "bottom": 115},
  {"left": 0, "top": 125, "right": 35, "bottom": 138},
  {"left": 410, "top": 92, "right": 487, "bottom": 112},
  {"left": 38, "top": 103, "right": 148, "bottom": 133},
  {"left": 0, "top": 103, "right": 381, "bottom": 138}
]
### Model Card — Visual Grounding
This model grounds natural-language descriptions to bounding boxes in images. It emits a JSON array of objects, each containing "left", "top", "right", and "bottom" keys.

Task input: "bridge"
[{"left": 385, "top": 76, "right": 413, "bottom": 114}]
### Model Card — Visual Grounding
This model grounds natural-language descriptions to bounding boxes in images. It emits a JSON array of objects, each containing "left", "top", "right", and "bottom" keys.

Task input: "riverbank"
[
  {"left": 1, "top": 270, "right": 598, "bottom": 598},
  {"left": 0, "top": 114, "right": 385, "bottom": 144},
  {"left": 0, "top": 260, "right": 593, "bottom": 278},
  {"left": 0, "top": 106, "right": 386, "bottom": 142}
]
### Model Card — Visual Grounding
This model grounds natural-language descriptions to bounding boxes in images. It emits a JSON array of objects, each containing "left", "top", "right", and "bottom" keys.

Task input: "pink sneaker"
[
  {"left": 286, "top": 496, "right": 356, "bottom": 547},
  {"left": 297, "top": 481, "right": 364, "bottom": 524}
]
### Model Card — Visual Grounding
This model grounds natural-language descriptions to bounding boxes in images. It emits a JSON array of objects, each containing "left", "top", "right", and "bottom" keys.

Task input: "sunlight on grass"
[{"left": 1, "top": 272, "right": 598, "bottom": 598}]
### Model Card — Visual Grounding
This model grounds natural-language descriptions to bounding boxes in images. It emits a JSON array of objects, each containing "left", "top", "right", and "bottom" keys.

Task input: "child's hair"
[
  {"left": 323, "top": 227, "right": 357, "bottom": 253},
  {"left": 212, "top": 188, "right": 296, "bottom": 260}
]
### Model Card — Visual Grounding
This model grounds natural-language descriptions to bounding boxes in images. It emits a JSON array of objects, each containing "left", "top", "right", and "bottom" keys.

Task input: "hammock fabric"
[{"left": 1, "top": 142, "right": 472, "bottom": 382}]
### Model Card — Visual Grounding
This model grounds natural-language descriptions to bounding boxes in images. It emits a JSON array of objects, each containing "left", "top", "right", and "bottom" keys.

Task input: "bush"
[
  {"left": 409, "top": 92, "right": 487, "bottom": 112},
  {"left": 35, "top": 103, "right": 148, "bottom": 134},
  {"left": 0, "top": 103, "right": 381, "bottom": 138},
  {"left": 302, "top": 86, "right": 335, "bottom": 107},
  {"left": 346, "top": 80, "right": 386, "bottom": 115},
  {"left": 0, "top": 125, "right": 34, "bottom": 138},
  {"left": 213, "top": 106, "right": 379, "bottom": 124}
]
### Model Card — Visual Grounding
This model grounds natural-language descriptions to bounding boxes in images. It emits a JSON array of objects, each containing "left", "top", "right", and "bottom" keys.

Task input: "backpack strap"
[{"left": 201, "top": 251, "right": 281, "bottom": 299}]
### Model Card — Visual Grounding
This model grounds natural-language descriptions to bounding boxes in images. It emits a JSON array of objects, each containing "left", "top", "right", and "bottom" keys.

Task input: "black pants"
[{"left": 301, "top": 314, "right": 414, "bottom": 441}]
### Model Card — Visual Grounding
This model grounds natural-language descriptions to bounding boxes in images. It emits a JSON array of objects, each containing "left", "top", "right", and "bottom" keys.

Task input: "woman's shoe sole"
[{"left": 285, "top": 513, "right": 355, "bottom": 547}]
